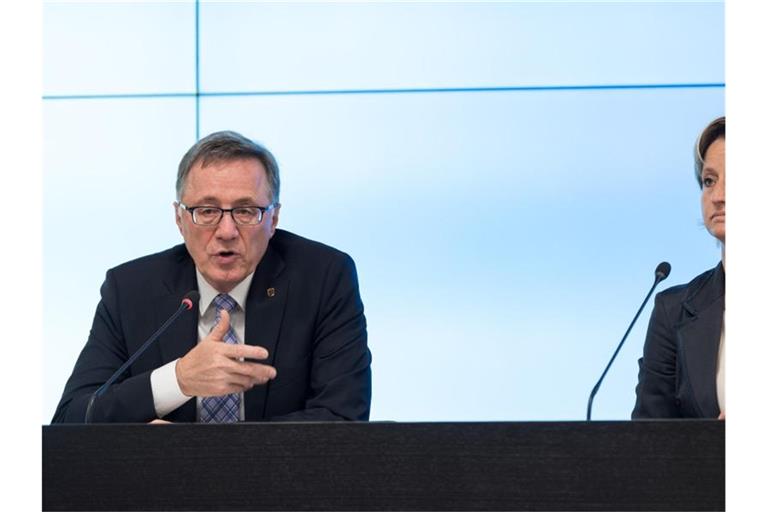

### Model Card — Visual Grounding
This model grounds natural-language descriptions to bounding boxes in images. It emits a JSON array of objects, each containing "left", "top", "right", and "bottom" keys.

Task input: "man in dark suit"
[{"left": 52, "top": 131, "right": 372, "bottom": 423}]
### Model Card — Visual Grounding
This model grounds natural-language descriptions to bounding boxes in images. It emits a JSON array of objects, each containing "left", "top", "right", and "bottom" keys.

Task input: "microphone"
[
  {"left": 84, "top": 290, "right": 199, "bottom": 423},
  {"left": 586, "top": 262, "right": 671, "bottom": 421}
]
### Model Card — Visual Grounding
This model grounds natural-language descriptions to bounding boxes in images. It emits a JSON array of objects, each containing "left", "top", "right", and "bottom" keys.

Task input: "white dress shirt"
[
  {"left": 716, "top": 312, "right": 725, "bottom": 414},
  {"left": 150, "top": 270, "right": 255, "bottom": 420}
]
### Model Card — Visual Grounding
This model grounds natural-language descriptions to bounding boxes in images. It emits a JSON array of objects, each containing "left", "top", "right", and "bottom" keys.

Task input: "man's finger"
[
  {"left": 208, "top": 308, "right": 231, "bottom": 342},
  {"left": 224, "top": 343, "right": 269, "bottom": 361},
  {"left": 198, "top": 374, "right": 256, "bottom": 396},
  {"left": 229, "top": 360, "right": 277, "bottom": 382},
  {"left": 225, "top": 374, "right": 256, "bottom": 393}
]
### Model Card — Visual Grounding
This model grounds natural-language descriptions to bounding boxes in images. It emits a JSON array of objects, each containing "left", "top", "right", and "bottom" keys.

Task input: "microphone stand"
[{"left": 586, "top": 264, "right": 670, "bottom": 421}]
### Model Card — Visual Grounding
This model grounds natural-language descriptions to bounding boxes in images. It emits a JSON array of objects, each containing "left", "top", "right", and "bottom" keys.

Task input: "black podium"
[{"left": 43, "top": 421, "right": 724, "bottom": 511}]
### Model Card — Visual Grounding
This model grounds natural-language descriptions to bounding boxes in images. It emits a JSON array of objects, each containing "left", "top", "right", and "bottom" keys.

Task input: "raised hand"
[{"left": 175, "top": 309, "right": 277, "bottom": 397}]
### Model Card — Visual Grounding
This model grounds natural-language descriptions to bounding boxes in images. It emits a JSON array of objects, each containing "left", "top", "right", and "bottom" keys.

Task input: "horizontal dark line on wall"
[
  {"left": 42, "top": 92, "right": 197, "bottom": 100},
  {"left": 42, "top": 82, "right": 725, "bottom": 101}
]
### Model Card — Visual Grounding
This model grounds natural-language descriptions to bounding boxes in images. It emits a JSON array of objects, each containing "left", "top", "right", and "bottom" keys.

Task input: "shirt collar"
[{"left": 195, "top": 269, "right": 255, "bottom": 314}]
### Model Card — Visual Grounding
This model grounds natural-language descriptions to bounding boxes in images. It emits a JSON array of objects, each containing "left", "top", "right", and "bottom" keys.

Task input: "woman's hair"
[{"left": 694, "top": 116, "right": 725, "bottom": 189}]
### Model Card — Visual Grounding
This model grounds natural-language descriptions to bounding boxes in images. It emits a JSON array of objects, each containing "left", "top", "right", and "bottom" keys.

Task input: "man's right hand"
[{"left": 175, "top": 309, "right": 277, "bottom": 397}]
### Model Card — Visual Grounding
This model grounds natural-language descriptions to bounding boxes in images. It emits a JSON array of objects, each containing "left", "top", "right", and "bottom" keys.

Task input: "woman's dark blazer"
[{"left": 632, "top": 262, "right": 724, "bottom": 418}]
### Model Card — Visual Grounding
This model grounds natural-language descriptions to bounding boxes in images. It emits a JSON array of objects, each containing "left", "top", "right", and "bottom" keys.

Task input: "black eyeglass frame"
[{"left": 178, "top": 202, "right": 278, "bottom": 226}]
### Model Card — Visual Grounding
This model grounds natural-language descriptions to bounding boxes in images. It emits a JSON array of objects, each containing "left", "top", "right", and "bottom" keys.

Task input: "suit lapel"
[
  {"left": 243, "top": 245, "right": 289, "bottom": 420},
  {"left": 677, "top": 264, "right": 724, "bottom": 418}
]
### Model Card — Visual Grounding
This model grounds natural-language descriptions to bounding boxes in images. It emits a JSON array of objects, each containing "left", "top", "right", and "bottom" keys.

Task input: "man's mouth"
[{"left": 213, "top": 250, "right": 239, "bottom": 263}]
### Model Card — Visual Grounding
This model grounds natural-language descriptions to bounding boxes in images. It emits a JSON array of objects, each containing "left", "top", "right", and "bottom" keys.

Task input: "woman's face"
[{"left": 700, "top": 137, "right": 725, "bottom": 244}]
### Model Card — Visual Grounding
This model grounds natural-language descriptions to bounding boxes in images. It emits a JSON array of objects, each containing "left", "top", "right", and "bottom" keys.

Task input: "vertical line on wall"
[{"left": 195, "top": 0, "right": 200, "bottom": 140}]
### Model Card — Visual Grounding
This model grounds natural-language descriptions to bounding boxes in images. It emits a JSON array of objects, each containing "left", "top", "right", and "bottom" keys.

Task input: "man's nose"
[{"left": 215, "top": 212, "right": 239, "bottom": 239}]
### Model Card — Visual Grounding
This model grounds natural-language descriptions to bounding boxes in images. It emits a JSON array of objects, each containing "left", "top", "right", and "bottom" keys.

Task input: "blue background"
[{"left": 42, "top": 1, "right": 724, "bottom": 422}]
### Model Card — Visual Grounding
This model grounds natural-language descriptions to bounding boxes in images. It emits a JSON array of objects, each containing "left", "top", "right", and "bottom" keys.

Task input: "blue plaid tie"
[{"left": 200, "top": 293, "right": 241, "bottom": 423}]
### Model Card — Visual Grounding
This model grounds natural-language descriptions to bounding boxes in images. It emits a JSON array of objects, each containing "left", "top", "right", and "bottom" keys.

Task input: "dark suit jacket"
[
  {"left": 632, "top": 263, "right": 724, "bottom": 419},
  {"left": 52, "top": 229, "right": 372, "bottom": 423}
]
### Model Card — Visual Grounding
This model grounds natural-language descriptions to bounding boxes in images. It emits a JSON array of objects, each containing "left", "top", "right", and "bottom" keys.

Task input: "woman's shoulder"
[{"left": 656, "top": 263, "right": 724, "bottom": 309}]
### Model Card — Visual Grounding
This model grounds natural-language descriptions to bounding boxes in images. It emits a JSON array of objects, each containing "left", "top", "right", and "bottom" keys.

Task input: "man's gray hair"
[
  {"left": 176, "top": 130, "right": 280, "bottom": 203},
  {"left": 693, "top": 116, "right": 725, "bottom": 189}
]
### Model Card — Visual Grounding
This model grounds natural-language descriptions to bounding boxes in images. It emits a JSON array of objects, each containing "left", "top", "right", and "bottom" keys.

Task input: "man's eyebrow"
[
  {"left": 231, "top": 198, "right": 263, "bottom": 206},
  {"left": 189, "top": 196, "right": 221, "bottom": 205}
]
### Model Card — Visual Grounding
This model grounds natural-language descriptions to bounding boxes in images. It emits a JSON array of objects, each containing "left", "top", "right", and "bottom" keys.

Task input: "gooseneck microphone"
[
  {"left": 84, "top": 290, "right": 199, "bottom": 423},
  {"left": 586, "top": 262, "right": 671, "bottom": 421}
]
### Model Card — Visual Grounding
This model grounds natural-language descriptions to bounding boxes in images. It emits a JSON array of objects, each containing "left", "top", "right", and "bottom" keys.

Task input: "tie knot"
[{"left": 213, "top": 293, "right": 237, "bottom": 313}]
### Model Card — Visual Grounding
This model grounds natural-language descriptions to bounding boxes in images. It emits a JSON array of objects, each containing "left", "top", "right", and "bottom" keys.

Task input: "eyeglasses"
[{"left": 178, "top": 203, "right": 277, "bottom": 226}]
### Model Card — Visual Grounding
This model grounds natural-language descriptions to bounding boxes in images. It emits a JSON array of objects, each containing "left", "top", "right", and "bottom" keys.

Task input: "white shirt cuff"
[{"left": 150, "top": 359, "right": 192, "bottom": 419}]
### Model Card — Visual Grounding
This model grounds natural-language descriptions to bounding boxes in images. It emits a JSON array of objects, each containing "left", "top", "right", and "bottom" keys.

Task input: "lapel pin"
[{"left": 267, "top": 287, "right": 276, "bottom": 298}]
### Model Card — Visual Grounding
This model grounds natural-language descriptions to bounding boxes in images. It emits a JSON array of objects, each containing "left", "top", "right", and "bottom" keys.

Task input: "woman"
[{"left": 632, "top": 116, "right": 725, "bottom": 419}]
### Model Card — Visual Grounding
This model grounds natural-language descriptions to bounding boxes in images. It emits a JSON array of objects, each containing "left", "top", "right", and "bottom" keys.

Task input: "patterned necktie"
[{"left": 200, "top": 293, "right": 241, "bottom": 423}]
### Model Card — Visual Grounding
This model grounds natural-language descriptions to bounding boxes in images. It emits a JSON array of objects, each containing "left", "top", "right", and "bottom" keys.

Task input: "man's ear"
[
  {"left": 173, "top": 202, "right": 183, "bottom": 234},
  {"left": 269, "top": 204, "right": 281, "bottom": 236}
]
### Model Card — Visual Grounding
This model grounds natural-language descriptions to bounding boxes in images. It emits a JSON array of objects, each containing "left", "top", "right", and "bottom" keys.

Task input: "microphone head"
[
  {"left": 181, "top": 290, "right": 200, "bottom": 310},
  {"left": 654, "top": 262, "right": 672, "bottom": 282}
]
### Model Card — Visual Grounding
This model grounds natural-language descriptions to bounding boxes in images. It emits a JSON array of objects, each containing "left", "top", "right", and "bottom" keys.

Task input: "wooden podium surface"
[{"left": 43, "top": 420, "right": 724, "bottom": 511}]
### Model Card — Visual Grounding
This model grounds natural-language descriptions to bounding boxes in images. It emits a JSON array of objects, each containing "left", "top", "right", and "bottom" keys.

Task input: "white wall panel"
[
  {"left": 200, "top": 1, "right": 723, "bottom": 92},
  {"left": 44, "top": 1, "right": 196, "bottom": 96}
]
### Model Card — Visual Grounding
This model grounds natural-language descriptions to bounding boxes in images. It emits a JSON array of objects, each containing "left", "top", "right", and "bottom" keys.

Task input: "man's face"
[
  {"left": 700, "top": 137, "right": 725, "bottom": 244},
  {"left": 175, "top": 157, "right": 280, "bottom": 293}
]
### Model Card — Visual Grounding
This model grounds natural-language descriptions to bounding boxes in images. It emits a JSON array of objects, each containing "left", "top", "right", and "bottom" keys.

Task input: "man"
[{"left": 52, "top": 131, "right": 372, "bottom": 423}]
